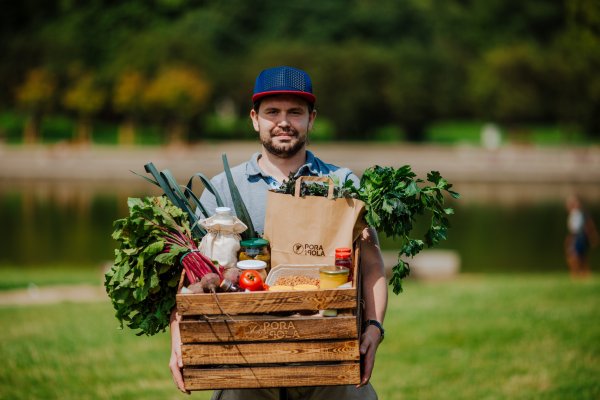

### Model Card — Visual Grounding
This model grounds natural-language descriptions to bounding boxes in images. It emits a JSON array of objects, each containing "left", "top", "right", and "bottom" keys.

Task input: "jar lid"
[
  {"left": 335, "top": 247, "right": 352, "bottom": 254},
  {"left": 240, "top": 238, "right": 269, "bottom": 248},
  {"left": 215, "top": 206, "right": 232, "bottom": 214},
  {"left": 319, "top": 266, "right": 350, "bottom": 275},
  {"left": 237, "top": 259, "right": 267, "bottom": 270}
]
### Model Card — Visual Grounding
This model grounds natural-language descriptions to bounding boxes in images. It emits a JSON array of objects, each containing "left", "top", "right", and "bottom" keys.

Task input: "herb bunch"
[
  {"left": 359, "top": 166, "right": 459, "bottom": 294},
  {"left": 274, "top": 172, "right": 359, "bottom": 199},
  {"left": 105, "top": 196, "right": 217, "bottom": 336}
]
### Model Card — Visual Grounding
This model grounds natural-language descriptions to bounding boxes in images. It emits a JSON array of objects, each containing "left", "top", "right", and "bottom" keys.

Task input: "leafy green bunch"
[
  {"left": 274, "top": 172, "right": 359, "bottom": 199},
  {"left": 359, "top": 166, "right": 459, "bottom": 294},
  {"left": 104, "top": 196, "right": 194, "bottom": 336}
]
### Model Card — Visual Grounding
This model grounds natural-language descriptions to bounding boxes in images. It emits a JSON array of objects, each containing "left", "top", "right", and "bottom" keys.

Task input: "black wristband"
[{"left": 365, "top": 319, "right": 385, "bottom": 342}]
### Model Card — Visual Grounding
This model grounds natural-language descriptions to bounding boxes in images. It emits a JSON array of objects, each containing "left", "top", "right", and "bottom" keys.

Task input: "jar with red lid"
[{"left": 335, "top": 247, "right": 353, "bottom": 283}]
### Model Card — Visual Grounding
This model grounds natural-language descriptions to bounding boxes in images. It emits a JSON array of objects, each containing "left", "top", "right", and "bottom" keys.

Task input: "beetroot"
[
  {"left": 187, "top": 282, "right": 204, "bottom": 294},
  {"left": 200, "top": 273, "right": 221, "bottom": 293},
  {"left": 223, "top": 268, "right": 241, "bottom": 284}
]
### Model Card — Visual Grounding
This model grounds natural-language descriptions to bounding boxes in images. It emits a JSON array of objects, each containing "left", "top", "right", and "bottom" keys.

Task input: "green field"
[
  {"left": 0, "top": 266, "right": 104, "bottom": 291},
  {"left": 0, "top": 274, "right": 598, "bottom": 400}
]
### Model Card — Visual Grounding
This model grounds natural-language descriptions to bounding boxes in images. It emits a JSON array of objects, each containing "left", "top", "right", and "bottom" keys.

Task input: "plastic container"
[
  {"left": 319, "top": 266, "right": 350, "bottom": 289},
  {"left": 239, "top": 238, "right": 271, "bottom": 270},
  {"left": 236, "top": 259, "right": 268, "bottom": 281},
  {"left": 265, "top": 264, "right": 325, "bottom": 286}
]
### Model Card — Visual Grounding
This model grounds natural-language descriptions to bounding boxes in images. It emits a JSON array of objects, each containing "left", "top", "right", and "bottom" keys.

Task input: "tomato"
[{"left": 239, "top": 270, "right": 264, "bottom": 291}]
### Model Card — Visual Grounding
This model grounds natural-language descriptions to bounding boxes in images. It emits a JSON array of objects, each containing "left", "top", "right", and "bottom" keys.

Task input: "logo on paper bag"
[{"left": 293, "top": 243, "right": 325, "bottom": 257}]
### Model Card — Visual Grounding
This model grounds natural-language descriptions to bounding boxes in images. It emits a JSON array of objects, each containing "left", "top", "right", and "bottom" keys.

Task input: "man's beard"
[{"left": 261, "top": 133, "right": 307, "bottom": 159}]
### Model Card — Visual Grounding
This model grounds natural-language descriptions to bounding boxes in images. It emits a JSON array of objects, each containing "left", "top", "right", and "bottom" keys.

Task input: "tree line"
[{"left": 1, "top": 0, "right": 598, "bottom": 143}]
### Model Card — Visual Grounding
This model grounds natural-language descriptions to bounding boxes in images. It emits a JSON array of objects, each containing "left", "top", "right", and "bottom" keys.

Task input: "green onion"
[{"left": 222, "top": 153, "right": 257, "bottom": 240}]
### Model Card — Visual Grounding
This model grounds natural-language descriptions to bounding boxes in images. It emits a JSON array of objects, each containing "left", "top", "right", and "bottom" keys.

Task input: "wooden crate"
[{"left": 176, "top": 250, "right": 362, "bottom": 391}]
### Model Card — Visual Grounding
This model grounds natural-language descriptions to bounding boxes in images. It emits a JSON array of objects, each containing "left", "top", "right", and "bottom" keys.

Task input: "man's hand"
[
  {"left": 357, "top": 325, "right": 382, "bottom": 387},
  {"left": 169, "top": 311, "right": 190, "bottom": 394},
  {"left": 356, "top": 226, "right": 388, "bottom": 387}
]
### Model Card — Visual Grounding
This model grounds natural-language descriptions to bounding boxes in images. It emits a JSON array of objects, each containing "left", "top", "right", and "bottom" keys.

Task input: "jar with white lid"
[{"left": 236, "top": 259, "right": 268, "bottom": 281}]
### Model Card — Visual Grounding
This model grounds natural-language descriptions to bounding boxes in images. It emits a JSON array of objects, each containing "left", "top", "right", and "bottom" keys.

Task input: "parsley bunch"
[{"left": 359, "top": 166, "right": 459, "bottom": 294}]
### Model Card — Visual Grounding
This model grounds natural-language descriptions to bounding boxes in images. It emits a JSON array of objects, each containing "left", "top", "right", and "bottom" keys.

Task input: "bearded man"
[{"left": 169, "top": 66, "right": 387, "bottom": 400}]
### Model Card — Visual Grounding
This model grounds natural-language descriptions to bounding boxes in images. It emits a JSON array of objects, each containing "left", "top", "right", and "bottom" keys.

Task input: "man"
[{"left": 169, "top": 66, "right": 388, "bottom": 399}]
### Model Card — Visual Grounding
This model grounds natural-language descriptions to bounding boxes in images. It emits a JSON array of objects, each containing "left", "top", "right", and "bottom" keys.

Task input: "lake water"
[{"left": 1, "top": 180, "right": 599, "bottom": 273}]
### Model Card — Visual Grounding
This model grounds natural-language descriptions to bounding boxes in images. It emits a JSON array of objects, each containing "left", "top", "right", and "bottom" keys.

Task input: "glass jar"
[
  {"left": 219, "top": 278, "right": 242, "bottom": 292},
  {"left": 319, "top": 266, "right": 350, "bottom": 289},
  {"left": 213, "top": 206, "right": 234, "bottom": 224},
  {"left": 335, "top": 247, "right": 353, "bottom": 282},
  {"left": 236, "top": 259, "right": 268, "bottom": 282},
  {"left": 239, "top": 238, "right": 271, "bottom": 270}
]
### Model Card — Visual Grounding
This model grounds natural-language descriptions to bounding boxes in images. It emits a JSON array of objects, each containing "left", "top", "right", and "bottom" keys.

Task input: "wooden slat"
[
  {"left": 176, "top": 288, "right": 357, "bottom": 316},
  {"left": 180, "top": 315, "right": 358, "bottom": 343},
  {"left": 183, "top": 362, "right": 360, "bottom": 390},
  {"left": 182, "top": 339, "right": 359, "bottom": 366}
]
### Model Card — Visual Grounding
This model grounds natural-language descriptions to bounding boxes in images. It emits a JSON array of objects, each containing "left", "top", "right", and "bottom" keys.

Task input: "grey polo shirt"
[{"left": 199, "top": 150, "right": 359, "bottom": 235}]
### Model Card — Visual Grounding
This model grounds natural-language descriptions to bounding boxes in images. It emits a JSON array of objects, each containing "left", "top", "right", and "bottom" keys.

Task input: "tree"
[
  {"left": 142, "top": 65, "right": 211, "bottom": 144},
  {"left": 546, "top": 0, "right": 600, "bottom": 137},
  {"left": 467, "top": 44, "right": 548, "bottom": 127},
  {"left": 113, "top": 71, "right": 146, "bottom": 145},
  {"left": 384, "top": 42, "right": 442, "bottom": 142},
  {"left": 62, "top": 71, "right": 107, "bottom": 144},
  {"left": 15, "top": 68, "right": 56, "bottom": 144}
]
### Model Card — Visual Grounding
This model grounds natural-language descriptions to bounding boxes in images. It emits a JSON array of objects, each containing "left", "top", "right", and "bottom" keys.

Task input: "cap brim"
[{"left": 252, "top": 90, "right": 316, "bottom": 105}]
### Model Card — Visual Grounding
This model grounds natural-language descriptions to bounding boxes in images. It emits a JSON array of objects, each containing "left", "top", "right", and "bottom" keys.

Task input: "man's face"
[{"left": 250, "top": 94, "right": 316, "bottom": 158}]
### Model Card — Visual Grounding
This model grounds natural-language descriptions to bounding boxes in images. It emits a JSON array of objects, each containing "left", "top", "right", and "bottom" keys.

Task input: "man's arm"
[
  {"left": 169, "top": 310, "right": 190, "bottom": 394},
  {"left": 357, "top": 226, "right": 388, "bottom": 387}
]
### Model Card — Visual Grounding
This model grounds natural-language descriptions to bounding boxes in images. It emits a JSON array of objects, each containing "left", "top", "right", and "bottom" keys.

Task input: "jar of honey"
[
  {"left": 319, "top": 266, "right": 350, "bottom": 289},
  {"left": 239, "top": 238, "right": 271, "bottom": 271}
]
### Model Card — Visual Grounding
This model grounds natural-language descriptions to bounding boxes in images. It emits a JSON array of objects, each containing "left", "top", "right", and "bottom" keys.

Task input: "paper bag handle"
[{"left": 294, "top": 176, "right": 335, "bottom": 199}]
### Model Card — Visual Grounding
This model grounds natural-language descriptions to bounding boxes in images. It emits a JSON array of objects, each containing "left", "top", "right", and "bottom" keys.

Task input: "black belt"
[{"left": 279, "top": 387, "right": 288, "bottom": 400}]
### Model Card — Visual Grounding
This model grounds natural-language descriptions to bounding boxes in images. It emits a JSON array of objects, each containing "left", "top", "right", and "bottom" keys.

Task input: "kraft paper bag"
[{"left": 263, "top": 176, "right": 366, "bottom": 267}]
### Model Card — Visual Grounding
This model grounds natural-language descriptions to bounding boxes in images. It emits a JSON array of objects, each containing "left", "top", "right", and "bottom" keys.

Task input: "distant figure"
[
  {"left": 564, "top": 195, "right": 599, "bottom": 277},
  {"left": 480, "top": 122, "right": 502, "bottom": 150}
]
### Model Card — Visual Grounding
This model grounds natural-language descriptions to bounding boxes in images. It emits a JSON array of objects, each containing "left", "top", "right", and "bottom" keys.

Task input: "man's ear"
[
  {"left": 308, "top": 109, "right": 317, "bottom": 131},
  {"left": 250, "top": 108, "right": 259, "bottom": 132}
]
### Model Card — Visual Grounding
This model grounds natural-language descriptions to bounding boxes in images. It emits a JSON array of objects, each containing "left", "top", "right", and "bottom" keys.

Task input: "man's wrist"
[{"left": 364, "top": 319, "right": 385, "bottom": 342}]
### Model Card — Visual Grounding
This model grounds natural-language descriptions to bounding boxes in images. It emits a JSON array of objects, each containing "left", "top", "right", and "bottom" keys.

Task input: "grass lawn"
[
  {"left": 0, "top": 265, "right": 104, "bottom": 291},
  {"left": 0, "top": 274, "right": 598, "bottom": 399}
]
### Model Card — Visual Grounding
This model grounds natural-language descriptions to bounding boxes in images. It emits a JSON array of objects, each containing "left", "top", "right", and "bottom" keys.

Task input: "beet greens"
[{"left": 104, "top": 196, "right": 219, "bottom": 336}]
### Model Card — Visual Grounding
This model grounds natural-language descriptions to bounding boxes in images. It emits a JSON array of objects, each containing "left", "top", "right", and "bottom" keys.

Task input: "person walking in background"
[{"left": 565, "top": 194, "right": 599, "bottom": 277}]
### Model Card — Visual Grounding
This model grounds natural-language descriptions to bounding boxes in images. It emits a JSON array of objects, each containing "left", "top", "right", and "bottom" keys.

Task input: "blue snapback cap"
[{"left": 252, "top": 66, "right": 316, "bottom": 105}]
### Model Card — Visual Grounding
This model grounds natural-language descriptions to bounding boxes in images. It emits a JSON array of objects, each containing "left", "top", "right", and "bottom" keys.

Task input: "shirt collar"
[
  {"left": 246, "top": 150, "right": 321, "bottom": 181},
  {"left": 246, "top": 152, "right": 265, "bottom": 178},
  {"left": 295, "top": 150, "right": 320, "bottom": 177}
]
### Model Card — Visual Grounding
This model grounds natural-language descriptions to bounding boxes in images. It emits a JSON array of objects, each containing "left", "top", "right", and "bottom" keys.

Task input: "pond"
[{"left": 1, "top": 180, "right": 599, "bottom": 273}]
